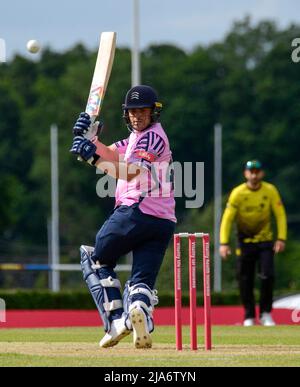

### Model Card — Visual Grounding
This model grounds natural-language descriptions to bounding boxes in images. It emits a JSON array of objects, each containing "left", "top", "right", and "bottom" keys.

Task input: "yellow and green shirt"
[{"left": 220, "top": 182, "right": 287, "bottom": 244}]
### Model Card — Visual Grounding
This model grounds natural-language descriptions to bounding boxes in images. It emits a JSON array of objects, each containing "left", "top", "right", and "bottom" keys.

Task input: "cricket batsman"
[
  {"left": 219, "top": 160, "right": 287, "bottom": 326},
  {"left": 70, "top": 85, "right": 176, "bottom": 348}
]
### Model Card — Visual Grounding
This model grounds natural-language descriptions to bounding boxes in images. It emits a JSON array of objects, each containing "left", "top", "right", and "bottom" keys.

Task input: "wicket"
[{"left": 174, "top": 233, "right": 212, "bottom": 351}]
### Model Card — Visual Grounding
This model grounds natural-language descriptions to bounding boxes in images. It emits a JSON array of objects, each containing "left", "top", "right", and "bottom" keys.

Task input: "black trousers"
[{"left": 237, "top": 242, "right": 275, "bottom": 319}]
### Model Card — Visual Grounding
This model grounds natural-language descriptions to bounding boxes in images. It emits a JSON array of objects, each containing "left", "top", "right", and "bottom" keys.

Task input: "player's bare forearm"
[
  {"left": 95, "top": 159, "right": 145, "bottom": 181},
  {"left": 92, "top": 138, "right": 120, "bottom": 162}
]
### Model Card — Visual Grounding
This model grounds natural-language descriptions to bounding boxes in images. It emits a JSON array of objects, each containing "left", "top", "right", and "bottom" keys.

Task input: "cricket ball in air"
[{"left": 26, "top": 40, "right": 41, "bottom": 54}]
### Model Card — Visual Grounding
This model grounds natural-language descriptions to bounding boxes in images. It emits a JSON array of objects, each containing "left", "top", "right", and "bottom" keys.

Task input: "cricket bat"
[{"left": 83, "top": 31, "right": 116, "bottom": 140}]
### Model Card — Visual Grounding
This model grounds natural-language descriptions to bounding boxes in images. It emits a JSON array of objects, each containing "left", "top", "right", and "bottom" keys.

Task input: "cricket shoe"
[
  {"left": 243, "top": 318, "right": 255, "bottom": 327},
  {"left": 99, "top": 317, "right": 131, "bottom": 348},
  {"left": 129, "top": 307, "right": 152, "bottom": 349},
  {"left": 260, "top": 312, "right": 276, "bottom": 326}
]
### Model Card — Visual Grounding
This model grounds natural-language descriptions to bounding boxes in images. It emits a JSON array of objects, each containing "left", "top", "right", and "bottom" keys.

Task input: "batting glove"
[
  {"left": 73, "top": 112, "right": 91, "bottom": 136},
  {"left": 70, "top": 136, "right": 99, "bottom": 164}
]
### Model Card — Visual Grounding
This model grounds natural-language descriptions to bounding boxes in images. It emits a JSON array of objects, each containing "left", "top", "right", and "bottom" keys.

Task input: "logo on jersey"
[{"left": 135, "top": 150, "right": 156, "bottom": 162}]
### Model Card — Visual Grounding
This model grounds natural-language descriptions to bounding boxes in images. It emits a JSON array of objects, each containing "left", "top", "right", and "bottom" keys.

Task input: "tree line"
[{"left": 0, "top": 17, "right": 300, "bottom": 290}]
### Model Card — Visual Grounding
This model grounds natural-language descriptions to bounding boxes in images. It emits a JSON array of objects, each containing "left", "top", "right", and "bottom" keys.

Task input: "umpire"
[{"left": 219, "top": 160, "right": 287, "bottom": 326}]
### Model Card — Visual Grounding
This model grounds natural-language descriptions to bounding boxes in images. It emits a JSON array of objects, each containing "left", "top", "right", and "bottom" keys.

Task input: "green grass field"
[{"left": 0, "top": 326, "right": 299, "bottom": 367}]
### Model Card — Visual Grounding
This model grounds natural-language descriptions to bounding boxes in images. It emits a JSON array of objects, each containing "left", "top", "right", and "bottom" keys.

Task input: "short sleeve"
[{"left": 114, "top": 138, "right": 129, "bottom": 155}]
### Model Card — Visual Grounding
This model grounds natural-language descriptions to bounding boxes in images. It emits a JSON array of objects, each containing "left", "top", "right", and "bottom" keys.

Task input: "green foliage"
[
  {"left": 0, "top": 289, "right": 242, "bottom": 309},
  {"left": 0, "top": 17, "right": 299, "bottom": 292},
  {"left": 0, "top": 290, "right": 95, "bottom": 309}
]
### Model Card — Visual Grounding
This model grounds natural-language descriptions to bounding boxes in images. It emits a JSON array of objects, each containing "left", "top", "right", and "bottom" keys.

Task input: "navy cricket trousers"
[{"left": 92, "top": 204, "right": 176, "bottom": 289}]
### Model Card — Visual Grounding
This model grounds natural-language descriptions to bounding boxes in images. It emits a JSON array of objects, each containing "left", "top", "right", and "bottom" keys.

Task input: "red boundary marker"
[{"left": 0, "top": 307, "right": 298, "bottom": 329}]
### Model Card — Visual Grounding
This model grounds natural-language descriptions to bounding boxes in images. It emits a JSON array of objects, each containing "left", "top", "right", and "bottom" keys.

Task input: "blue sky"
[{"left": 1, "top": 0, "right": 300, "bottom": 60}]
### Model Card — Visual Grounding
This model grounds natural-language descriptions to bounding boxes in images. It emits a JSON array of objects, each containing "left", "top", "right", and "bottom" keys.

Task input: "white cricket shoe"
[
  {"left": 243, "top": 318, "right": 255, "bottom": 327},
  {"left": 99, "top": 317, "right": 131, "bottom": 348},
  {"left": 129, "top": 307, "right": 152, "bottom": 349},
  {"left": 260, "top": 312, "right": 276, "bottom": 326}
]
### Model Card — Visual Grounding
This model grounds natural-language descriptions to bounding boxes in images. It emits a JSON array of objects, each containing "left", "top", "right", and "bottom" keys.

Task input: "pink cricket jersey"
[{"left": 114, "top": 123, "right": 176, "bottom": 222}]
